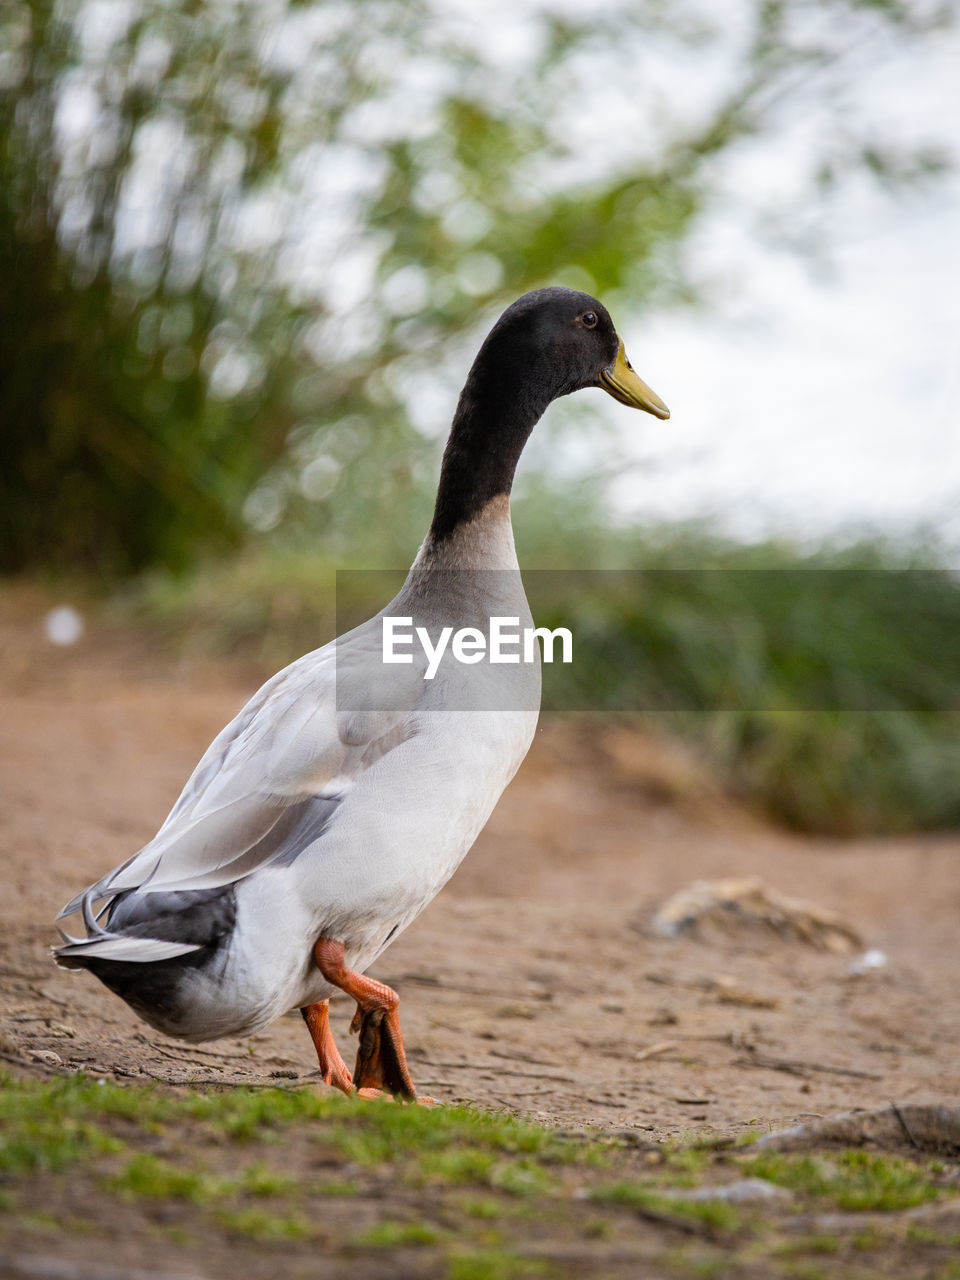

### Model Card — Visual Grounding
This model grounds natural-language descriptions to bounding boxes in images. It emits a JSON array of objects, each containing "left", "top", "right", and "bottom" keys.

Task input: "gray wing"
[{"left": 56, "top": 625, "right": 425, "bottom": 957}]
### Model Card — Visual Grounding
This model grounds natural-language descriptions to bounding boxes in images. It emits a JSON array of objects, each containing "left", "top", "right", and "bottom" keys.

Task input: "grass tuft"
[
  {"left": 488, "top": 1160, "right": 559, "bottom": 1198},
  {"left": 214, "top": 1207, "right": 313, "bottom": 1240},
  {"left": 740, "top": 1149, "right": 942, "bottom": 1212},
  {"left": 237, "top": 1161, "right": 299, "bottom": 1198},
  {"left": 108, "top": 1153, "right": 221, "bottom": 1202},
  {"left": 587, "top": 1182, "right": 741, "bottom": 1231},
  {"left": 446, "top": 1249, "right": 551, "bottom": 1280},
  {"left": 0, "top": 1074, "right": 126, "bottom": 1175},
  {"left": 357, "top": 1219, "right": 444, "bottom": 1247}
]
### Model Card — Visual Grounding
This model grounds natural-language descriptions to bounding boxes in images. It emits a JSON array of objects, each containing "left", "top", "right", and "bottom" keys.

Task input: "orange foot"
[
  {"left": 300, "top": 998, "right": 353, "bottom": 1094},
  {"left": 312, "top": 937, "right": 433, "bottom": 1104}
]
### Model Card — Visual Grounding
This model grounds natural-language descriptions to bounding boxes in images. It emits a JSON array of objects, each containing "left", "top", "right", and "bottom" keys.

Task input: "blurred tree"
[{"left": 0, "top": 0, "right": 952, "bottom": 575}]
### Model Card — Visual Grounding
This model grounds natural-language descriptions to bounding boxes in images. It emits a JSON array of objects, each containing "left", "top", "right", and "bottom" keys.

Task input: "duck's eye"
[{"left": 581, "top": 312, "right": 598, "bottom": 328}]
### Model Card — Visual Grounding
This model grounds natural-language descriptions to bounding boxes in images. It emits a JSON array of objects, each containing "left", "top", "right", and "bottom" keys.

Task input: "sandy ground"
[{"left": 2, "top": 586, "right": 959, "bottom": 1140}]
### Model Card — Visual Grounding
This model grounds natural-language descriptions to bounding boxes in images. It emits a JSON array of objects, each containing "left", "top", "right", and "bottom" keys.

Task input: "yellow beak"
[{"left": 600, "top": 339, "right": 670, "bottom": 419}]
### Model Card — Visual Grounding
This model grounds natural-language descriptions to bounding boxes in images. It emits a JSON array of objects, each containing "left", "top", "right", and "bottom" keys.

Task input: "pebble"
[
  {"left": 659, "top": 1178, "right": 791, "bottom": 1203},
  {"left": 29, "top": 1049, "right": 63, "bottom": 1067}
]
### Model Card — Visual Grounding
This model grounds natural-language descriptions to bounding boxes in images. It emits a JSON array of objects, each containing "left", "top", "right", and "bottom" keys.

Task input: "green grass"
[
  {"left": 740, "top": 1150, "right": 942, "bottom": 1212},
  {"left": 461, "top": 1196, "right": 507, "bottom": 1219},
  {"left": 238, "top": 1161, "right": 300, "bottom": 1197},
  {"left": 2, "top": 1070, "right": 957, "bottom": 1276},
  {"left": 658, "top": 1249, "right": 737, "bottom": 1280},
  {"left": 0, "top": 1118, "right": 120, "bottom": 1177},
  {"left": 654, "top": 1143, "right": 713, "bottom": 1187},
  {"left": 906, "top": 1224, "right": 960, "bottom": 1248},
  {"left": 183, "top": 1081, "right": 345, "bottom": 1140},
  {"left": 0, "top": 1074, "right": 126, "bottom": 1175},
  {"left": 214, "top": 1207, "right": 314, "bottom": 1240},
  {"left": 316, "top": 1178, "right": 359, "bottom": 1197},
  {"left": 0, "top": 1068, "right": 581, "bottom": 1240},
  {"left": 108, "top": 1153, "right": 300, "bottom": 1203},
  {"left": 418, "top": 1146, "right": 499, "bottom": 1185},
  {"left": 586, "top": 1182, "right": 742, "bottom": 1232},
  {"left": 773, "top": 1236, "right": 844, "bottom": 1257},
  {"left": 319, "top": 1099, "right": 560, "bottom": 1170},
  {"left": 108, "top": 1153, "right": 221, "bottom": 1202},
  {"left": 0, "top": 1071, "right": 164, "bottom": 1129},
  {"left": 445, "top": 1250, "right": 552, "bottom": 1280},
  {"left": 0, "top": 1069, "right": 342, "bottom": 1155},
  {"left": 0, "top": 1070, "right": 579, "bottom": 1196},
  {"left": 0, "top": 1070, "right": 561, "bottom": 1143},
  {"left": 488, "top": 1159, "right": 559, "bottom": 1197},
  {"left": 356, "top": 1219, "right": 445, "bottom": 1247}
]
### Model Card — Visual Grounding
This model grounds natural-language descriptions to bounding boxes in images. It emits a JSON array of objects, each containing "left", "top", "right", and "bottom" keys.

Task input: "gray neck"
[{"left": 413, "top": 496, "right": 518, "bottom": 573}]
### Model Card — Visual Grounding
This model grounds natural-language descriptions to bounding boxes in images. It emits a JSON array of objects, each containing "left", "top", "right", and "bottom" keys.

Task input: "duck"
[{"left": 54, "top": 287, "right": 670, "bottom": 1101}]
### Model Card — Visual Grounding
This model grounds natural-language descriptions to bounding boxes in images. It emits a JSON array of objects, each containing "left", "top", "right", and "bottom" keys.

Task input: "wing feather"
[{"left": 57, "top": 628, "right": 425, "bottom": 929}]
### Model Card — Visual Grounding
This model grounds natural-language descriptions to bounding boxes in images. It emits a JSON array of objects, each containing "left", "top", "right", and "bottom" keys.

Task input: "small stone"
[
  {"left": 651, "top": 876, "right": 863, "bottom": 954},
  {"left": 30, "top": 1049, "right": 62, "bottom": 1067},
  {"left": 648, "top": 1007, "right": 678, "bottom": 1026},
  {"left": 47, "top": 1022, "right": 77, "bottom": 1038},
  {"left": 495, "top": 1005, "right": 536, "bottom": 1020},
  {"left": 660, "top": 1178, "right": 791, "bottom": 1203},
  {"left": 846, "top": 948, "right": 888, "bottom": 976}
]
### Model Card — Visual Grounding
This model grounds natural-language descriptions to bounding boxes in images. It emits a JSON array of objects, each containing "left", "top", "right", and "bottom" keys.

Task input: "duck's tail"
[
  {"left": 54, "top": 885, "right": 201, "bottom": 969},
  {"left": 54, "top": 933, "right": 201, "bottom": 968}
]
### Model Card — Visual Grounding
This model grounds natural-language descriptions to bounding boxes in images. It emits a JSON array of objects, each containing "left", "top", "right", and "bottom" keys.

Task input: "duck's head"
[
  {"left": 464, "top": 286, "right": 670, "bottom": 423},
  {"left": 431, "top": 286, "right": 669, "bottom": 543}
]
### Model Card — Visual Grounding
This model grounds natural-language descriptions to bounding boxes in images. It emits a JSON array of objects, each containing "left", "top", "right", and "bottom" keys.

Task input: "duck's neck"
[
  {"left": 415, "top": 493, "right": 518, "bottom": 572},
  {"left": 427, "top": 367, "right": 550, "bottom": 546}
]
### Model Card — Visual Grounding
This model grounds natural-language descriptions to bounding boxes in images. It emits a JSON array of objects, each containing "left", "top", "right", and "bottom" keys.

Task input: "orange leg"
[
  {"left": 313, "top": 937, "right": 429, "bottom": 1103},
  {"left": 300, "top": 998, "right": 353, "bottom": 1094}
]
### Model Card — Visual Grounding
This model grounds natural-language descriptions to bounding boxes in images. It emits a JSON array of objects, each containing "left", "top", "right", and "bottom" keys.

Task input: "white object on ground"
[
  {"left": 846, "top": 948, "right": 888, "bottom": 975},
  {"left": 45, "top": 606, "right": 84, "bottom": 646},
  {"left": 659, "top": 1178, "right": 791, "bottom": 1203}
]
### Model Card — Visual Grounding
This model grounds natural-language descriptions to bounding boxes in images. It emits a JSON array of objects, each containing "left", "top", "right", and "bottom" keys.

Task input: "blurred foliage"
[
  {"left": 1, "top": 2, "right": 309, "bottom": 572},
  {"left": 530, "top": 534, "right": 960, "bottom": 834},
  {"left": 1, "top": 0, "right": 953, "bottom": 574},
  {"left": 5, "top": 0, "right": 957, "bottom": 833},
  {"left": 122, "top": 526, "right": 960, "bottom": 835}
]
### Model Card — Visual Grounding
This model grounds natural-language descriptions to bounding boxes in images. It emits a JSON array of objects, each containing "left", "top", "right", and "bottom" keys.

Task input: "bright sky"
[
  {"left": 430, "top": 2, "right": 960, "bottom": 549},
  {"left": 605, "top": 25, "right": 960, "bottom": 546},
  {"left": 69, "top": 0, "right": 960, "bottom": 550},
  {"left": 617, "top": 181, "right": 960, "bottom": 545}
]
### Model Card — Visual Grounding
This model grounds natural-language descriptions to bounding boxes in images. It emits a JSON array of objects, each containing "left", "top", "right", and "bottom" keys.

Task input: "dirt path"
[{"left": 2, "top": 587, "right": 959, "bottom": 1138}]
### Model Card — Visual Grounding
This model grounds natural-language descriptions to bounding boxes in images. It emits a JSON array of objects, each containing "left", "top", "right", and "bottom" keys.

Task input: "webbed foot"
[{"left": 311, "top": 937, "right": 432, "bottom": 1103}]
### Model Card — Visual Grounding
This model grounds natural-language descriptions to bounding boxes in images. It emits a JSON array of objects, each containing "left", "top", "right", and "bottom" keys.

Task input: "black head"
[
  {"left": 463, "top": 286, "right": 670, "bottom": 420},
  {"left": 429, "top": 286, "right": 669, "bottom": 541}
]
